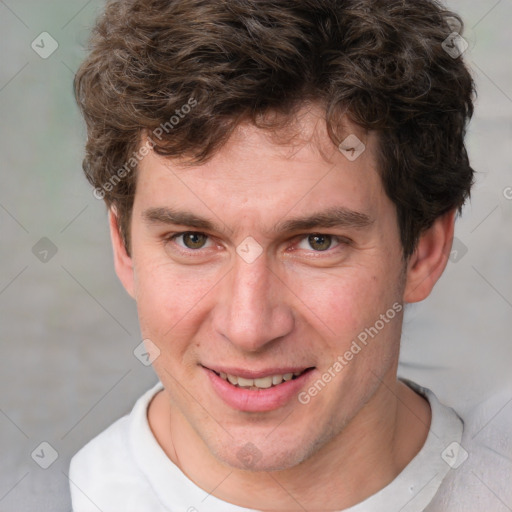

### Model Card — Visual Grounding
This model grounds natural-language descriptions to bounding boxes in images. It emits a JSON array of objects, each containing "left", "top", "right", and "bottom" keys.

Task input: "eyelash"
[
  {"left": 167, "top": 232, "right": 214, "bottom": 252},
  {"left": 165, "top": 231, "right": 351, "bottom": 255}
]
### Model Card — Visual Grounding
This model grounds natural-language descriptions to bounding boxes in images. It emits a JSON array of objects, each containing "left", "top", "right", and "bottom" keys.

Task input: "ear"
[
  {"left": 108, "top": 209, "right": 135, "bottom": 299},
  {"left": 403, "top": 209, "right": 456, "bottom": 303}
]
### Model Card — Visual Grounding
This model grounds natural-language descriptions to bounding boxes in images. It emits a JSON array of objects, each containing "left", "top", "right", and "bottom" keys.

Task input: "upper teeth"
[{"left": 220, "top": 371, "right": 303, "bottom": 389}]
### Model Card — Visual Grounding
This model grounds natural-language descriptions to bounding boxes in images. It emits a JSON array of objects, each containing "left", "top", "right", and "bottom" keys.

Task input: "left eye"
[
  {"left": 297, "top": 234, "right": 339, "bottom": 252},
  {"left": 173, "top": 232, "right": 211, "bottom": 250}
]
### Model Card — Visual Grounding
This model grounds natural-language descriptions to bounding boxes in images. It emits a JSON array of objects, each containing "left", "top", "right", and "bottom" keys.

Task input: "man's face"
[{"left": 126, "top": 109, "right": 407, "bottom": 471}]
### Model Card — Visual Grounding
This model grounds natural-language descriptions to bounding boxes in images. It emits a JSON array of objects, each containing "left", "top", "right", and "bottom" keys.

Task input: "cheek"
[
  {"left": 133, "top": 258, "right": 217, "bottom": 348},
  {"left": 289, "top": 267, "right": 391, "bottom": 341}
]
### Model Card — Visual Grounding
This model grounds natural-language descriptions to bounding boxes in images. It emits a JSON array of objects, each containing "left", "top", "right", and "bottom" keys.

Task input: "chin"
[
  {"left": 220, "top": 448, "right": 306, "bottom": 473},
  {"left": 207, "top": 431, "right": 322, "bottom": 473}
]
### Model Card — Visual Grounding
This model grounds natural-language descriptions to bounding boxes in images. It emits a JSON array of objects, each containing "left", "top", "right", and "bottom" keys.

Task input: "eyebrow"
[
  {"left": 142, "top": 207, "right": 217, "bottom": 231},
  {"left": 142, "top": 206, "right": 373, "bottom": 233},
  {"left": 275, "top": 207, "right": 373, "bottom": 232}
]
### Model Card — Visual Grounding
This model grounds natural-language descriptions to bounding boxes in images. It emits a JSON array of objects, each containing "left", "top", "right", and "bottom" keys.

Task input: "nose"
[{"left": 213, "top": 254, "right": 294, "bottom": 352}]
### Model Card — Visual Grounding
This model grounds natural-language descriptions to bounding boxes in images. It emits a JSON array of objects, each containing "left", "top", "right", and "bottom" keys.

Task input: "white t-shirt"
[{"left": 69, "top": 379, "right": 510, "bottom": 511}]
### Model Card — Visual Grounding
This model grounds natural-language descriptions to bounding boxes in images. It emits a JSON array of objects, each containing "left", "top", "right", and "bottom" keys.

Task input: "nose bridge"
[{"left": 216, "top": 256, "right": 293, "bottom": 351}]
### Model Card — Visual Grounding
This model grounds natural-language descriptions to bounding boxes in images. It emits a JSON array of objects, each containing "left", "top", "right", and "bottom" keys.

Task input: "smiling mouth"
[{"left": 210, "top": 368, "right": 314, "bottom": 390}]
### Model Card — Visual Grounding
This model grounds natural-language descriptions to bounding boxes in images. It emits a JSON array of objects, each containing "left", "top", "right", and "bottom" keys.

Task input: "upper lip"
[{"left": 202, "top": 365, "right": 314, "bottom": 379}]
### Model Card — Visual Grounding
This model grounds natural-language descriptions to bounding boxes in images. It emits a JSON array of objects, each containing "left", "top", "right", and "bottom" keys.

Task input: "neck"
[{"left": 148, "top": 377, "right": 431, "bottom": 510}]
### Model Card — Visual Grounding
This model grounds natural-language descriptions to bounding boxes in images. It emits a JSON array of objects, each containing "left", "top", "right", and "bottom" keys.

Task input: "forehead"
[{"left": 133, "top": 109, "right": 387, "bottom": 229}]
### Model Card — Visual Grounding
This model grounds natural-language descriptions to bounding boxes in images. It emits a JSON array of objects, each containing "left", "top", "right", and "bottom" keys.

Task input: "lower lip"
[{"left": 204, "top": 367, "right": 315, "bottom": 412}]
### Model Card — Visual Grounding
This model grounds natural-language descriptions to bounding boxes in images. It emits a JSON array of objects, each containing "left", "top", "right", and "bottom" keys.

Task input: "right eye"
[{"left": 170, "top": 232, "right": 212, "bottom": 250}]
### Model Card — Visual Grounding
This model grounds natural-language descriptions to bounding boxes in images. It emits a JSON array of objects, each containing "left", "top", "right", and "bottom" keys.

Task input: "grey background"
[{"left": 0, "top": 1, "right": 511, "bottom": 511}]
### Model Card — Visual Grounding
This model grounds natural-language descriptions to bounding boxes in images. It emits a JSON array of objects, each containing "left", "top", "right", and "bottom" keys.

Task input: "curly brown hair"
[{"left": 74, "top": 0, "right": 475, "bottom": 259}]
